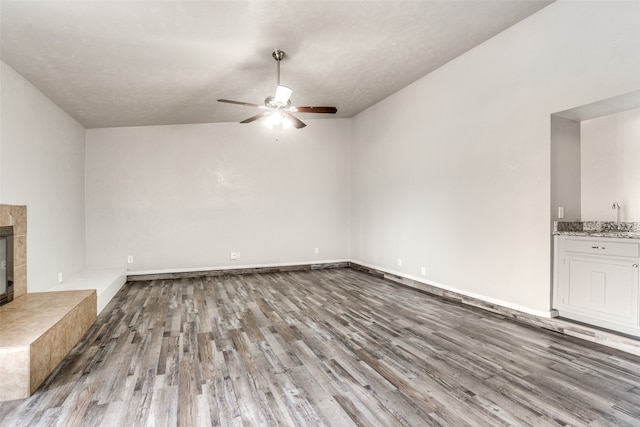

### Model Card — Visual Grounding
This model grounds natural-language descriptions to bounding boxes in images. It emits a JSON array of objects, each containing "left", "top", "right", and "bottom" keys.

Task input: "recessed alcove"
[
  {"left": 549, "top": 91, "right": 640, "bottom": 324},
  {"left": 551, "top": 89, "right": 640, "bottom": 225}
]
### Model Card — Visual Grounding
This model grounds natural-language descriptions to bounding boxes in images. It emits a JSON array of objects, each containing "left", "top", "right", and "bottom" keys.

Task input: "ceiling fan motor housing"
[
  {"left": 265, "top": 96, "right": 292, "bottom": 109},
  {"left": 272, "top": 50, "right": 285, "bottom": 61}
]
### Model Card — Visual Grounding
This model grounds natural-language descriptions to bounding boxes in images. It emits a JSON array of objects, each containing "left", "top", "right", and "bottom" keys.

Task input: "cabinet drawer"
[{"left": 564, "top": 238, "right": 639, "bottom": 258}]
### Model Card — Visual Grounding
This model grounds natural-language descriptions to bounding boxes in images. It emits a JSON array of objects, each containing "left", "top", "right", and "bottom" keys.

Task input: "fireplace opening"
[{"left": 0, "top": 226, "right": 14, "bottom": 306}]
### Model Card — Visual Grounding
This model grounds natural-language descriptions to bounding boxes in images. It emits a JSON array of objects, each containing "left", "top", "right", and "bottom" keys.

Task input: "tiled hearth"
[
  {"left": 0, "top": 204, "right": 97, "bottom": 402},
  {"left": 0, "top": 290, "right": 96, "bottom": 401},
  {"left": 0, "top": 204, "right": 27, "bottom": 299}
]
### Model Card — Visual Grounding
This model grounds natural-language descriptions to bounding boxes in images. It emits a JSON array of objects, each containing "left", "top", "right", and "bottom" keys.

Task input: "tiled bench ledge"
[
  {"left": 0, "top": 290, "right": 96, "bottom": 402},
  {"left": 50, "top": 268, "right": 127, "bottom": 314}
]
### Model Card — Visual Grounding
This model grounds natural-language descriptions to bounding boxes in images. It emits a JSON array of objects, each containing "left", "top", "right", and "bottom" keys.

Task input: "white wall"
[
  {"left": 0, "top": 62, "right": 87, "bottom": 292},
  {"left": 85, "top": 120, "right": 350, "bottom": 273},
  {"left": 350, "top": 0, "right": 640, "bottom": 315},
  {"left": 581, "top": 107, "right": 640, "bottom": 221},
  {"left": 551, "top": 115, "right": 581, "bottom": 222},
  {"left": 2, "top": 0, "right": 639, "bottom": 319}
]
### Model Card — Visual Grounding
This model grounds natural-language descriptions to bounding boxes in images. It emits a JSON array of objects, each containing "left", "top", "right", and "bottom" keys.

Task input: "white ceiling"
[{"left": 1, "top": 0, "right": 553, "bottom": 129}]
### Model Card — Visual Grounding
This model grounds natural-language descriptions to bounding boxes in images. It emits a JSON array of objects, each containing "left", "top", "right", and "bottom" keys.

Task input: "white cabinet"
[{"left": 553, "top": 235, "right": 640, "bottom": 337}]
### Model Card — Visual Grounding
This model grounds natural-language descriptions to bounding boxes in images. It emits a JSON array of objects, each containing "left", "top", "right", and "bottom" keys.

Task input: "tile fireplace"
[
  {"left": 0, "top": 204, "right": 27, "bottom": 300},
  {"left": 0, "top": 226, "right": 14, "bottom": 305}
]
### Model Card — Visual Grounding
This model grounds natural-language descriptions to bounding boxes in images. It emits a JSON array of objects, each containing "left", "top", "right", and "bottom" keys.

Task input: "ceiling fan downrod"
[{"left": 272, "top": 49, "right": 285, "bottom": 86}]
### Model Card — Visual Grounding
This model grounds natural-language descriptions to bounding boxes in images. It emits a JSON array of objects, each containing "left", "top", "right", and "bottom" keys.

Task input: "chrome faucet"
[{"left": 612, "top": 202, "right": 621, "bottom": 227}]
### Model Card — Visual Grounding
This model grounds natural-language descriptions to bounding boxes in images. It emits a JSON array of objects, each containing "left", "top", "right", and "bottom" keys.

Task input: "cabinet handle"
[
  {"left": 633, "top": 264, "right": 638, "bottom": 268},
  {"left": 590, "top": 246, "right": 606, "bottom": 250}
]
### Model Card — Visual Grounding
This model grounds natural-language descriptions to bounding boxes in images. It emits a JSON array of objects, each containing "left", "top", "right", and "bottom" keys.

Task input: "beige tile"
[
  {"left": 13, "top": 235, "right": 27, "bottom": 267},
  {"left": 0, "top": 290, "right": 97, "bottom": 399},
  {"left": 10, "top": 205, "right": 27, "bottom": 235},
  {"left": 78, "top": 291, "right": 97, "bottom": 328},
  {"left": 0, "top": 348, "right": 29, "bottom": 401},
  {"left": 0, "top": 205, "right": 11, "bottom": 226},
  {"left": 30, "top": 291, "right": 96, "bottom": 393},
  {"left": 0, "top": 293, "right": 79, "bottom": 346},
  {"left": 13, "top": 265, "right": 27, "bottom": 298},
  {"left": 30, "top": 332, "right": 53, "bottom": 393}
]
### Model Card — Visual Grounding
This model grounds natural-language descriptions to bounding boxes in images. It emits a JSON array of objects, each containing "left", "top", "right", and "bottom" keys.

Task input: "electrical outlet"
[
  {"left": 397, "top": 258, "right": 402, "bottom": 267},
  {"left": 230, "top": 252, "right": 240, "bottom": 260},
  {"left": 127, "top": 255, "right": 134, "bottom": 264},
  {"left": 421, "top": 266, "right": 426, "bottom": 276},
  {"left": 314, "top": 248, "right": 319, "bottom": 254},
  {"left": 58, "top": 272, "right": 63, "bottom": 283}
]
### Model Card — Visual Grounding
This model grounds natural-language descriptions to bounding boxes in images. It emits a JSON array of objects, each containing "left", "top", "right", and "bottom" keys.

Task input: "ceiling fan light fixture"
[
  {"left": 217, "top": 49, "right": 337, "bottom": 132},
  {"left": 263, "top": 111, "right": 292, "bottom": 130},
  {"left": 262, "top": 114, "right": 277, "bottom": 128}
]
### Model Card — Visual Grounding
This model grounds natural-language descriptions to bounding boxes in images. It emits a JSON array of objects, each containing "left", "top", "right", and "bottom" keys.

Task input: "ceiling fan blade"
[
  {"left": 218, "top": 99, "right": 261, "bottom": 108},
  {"left": 293, "top": 106, "right": 337, "bottom": 114},
  {"left": 284, "top": 113, "right": 306, "bottom": 129},
  {"left": 240, "top": 112, "right": 271, "bottom": 124},
  {"left": 274, "top": 85, "right": 293, "bottom": 104}
]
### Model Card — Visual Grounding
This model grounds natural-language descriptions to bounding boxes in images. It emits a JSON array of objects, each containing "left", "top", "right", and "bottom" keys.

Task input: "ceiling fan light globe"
[
  {"left": 281, "top": 116, "right": 293, "bottom": 130},
  {"left": 265, "top": 96, "right": 276, "bottom": 108},
  {"left": 264, "top": 111, "right": 283, "bottom": 128},
  {"left": 274, "top": 85, "right": 293, "bottom": 105}
]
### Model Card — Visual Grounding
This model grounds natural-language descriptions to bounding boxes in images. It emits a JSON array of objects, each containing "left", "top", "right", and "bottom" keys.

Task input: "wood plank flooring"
[{"left": 1, "top": 267, "right": 639, "bottom": 426}]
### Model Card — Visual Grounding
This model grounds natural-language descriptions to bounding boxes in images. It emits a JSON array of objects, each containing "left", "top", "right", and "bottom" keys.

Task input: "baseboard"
[
  {"left": 127, "top": 260, "right": 350, "bottom": 281},
  {"left": 348, "top": 260, "right": 555, "bottom": 318},
  {"left": 119, "top": 258, "right": 639, "bottom": 356},
  {"left": 349, "top": 260, "right": 640, "bottom": 356}
]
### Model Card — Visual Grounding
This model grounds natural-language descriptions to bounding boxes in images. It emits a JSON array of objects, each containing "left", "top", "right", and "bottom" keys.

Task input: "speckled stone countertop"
[{"left": 554, "top": 221, "right": 640, "bottom": 239}]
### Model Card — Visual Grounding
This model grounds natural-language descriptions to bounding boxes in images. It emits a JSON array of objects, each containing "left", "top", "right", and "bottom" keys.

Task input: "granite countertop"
[{"left": 554, "top": 221, "right": 640, "bottom": 239}]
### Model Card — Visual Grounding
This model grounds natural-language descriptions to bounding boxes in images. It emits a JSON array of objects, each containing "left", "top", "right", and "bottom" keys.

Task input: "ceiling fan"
[{"left": 218, "top": 50, "right": 337, "bottom": 131}]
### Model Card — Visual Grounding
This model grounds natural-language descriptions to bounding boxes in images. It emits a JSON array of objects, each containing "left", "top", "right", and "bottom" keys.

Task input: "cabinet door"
[{"left": 564, "top": 256, "right": 639, "bottom": 326}]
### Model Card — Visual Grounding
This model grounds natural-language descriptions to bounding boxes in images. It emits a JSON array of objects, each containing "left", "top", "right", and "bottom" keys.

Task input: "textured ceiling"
[{"left": 1, "top": 1, "right": 553, "bottom": 129}]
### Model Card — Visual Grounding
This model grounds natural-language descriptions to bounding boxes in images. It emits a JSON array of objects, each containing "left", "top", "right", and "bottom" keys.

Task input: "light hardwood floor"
[{"left": 1, "top": 268, "right": 639, "bottom": 426}]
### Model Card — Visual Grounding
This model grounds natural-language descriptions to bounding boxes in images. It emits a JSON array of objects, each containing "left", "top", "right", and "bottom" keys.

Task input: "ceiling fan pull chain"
[{"left": 275, "top": 124, "right": 280, "bottom": 142}]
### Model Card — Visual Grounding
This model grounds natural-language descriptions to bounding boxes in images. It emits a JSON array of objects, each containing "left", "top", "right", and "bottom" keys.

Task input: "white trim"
[
  {"left": 127, "top": 259, "right": 350, "bottom": 276},
  {"left": 50, "top": 268, "right": 127, "bottom": 315},
  {"left": 350, "top": 259, "right": 555, "bottom": 319},
  {"left": 129, "top": 259, "right": 555, "bottom": 318}
]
